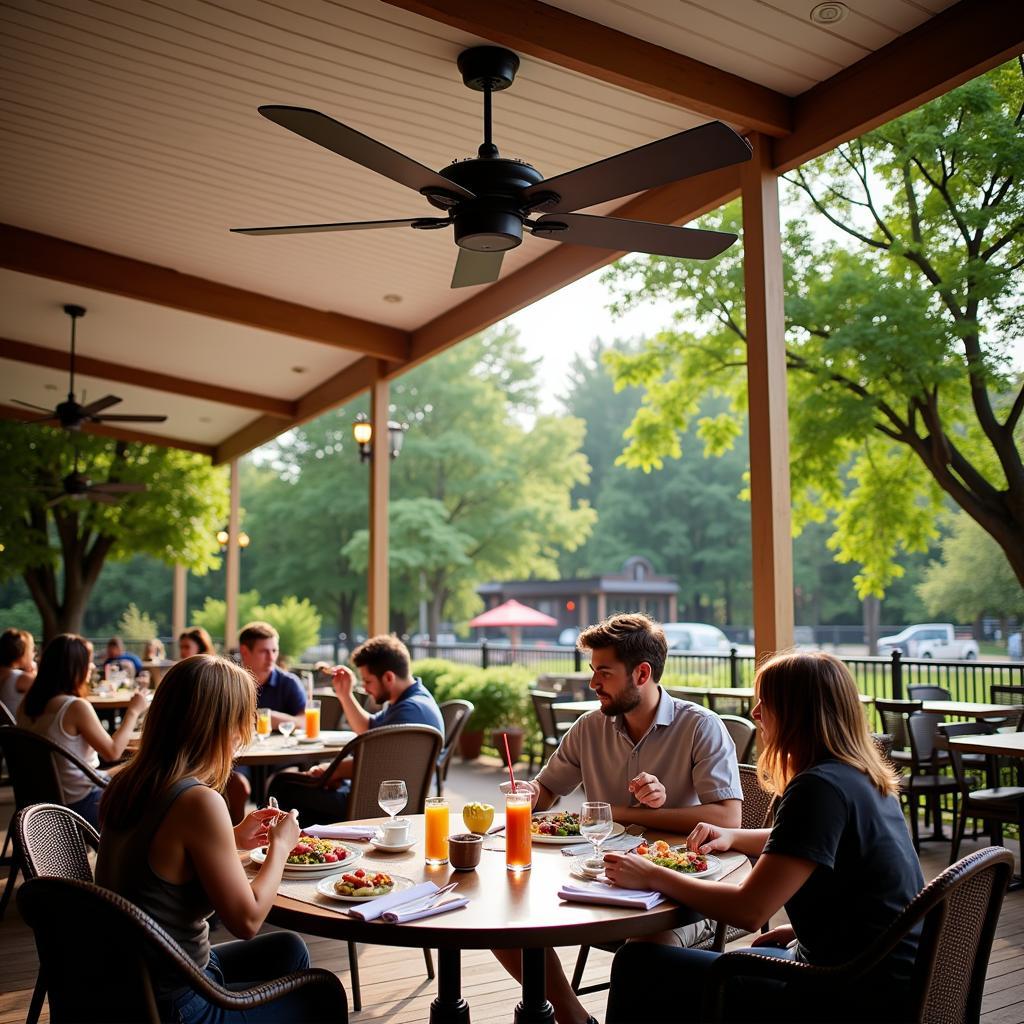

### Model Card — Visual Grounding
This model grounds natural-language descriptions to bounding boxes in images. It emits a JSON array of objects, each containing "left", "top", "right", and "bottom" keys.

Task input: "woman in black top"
[{"left": 604, "top": 651, "right": 923, "bottom": 1023}]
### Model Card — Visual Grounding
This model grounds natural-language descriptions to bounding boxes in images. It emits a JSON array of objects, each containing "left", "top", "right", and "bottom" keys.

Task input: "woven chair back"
[
  {"left": 720, "top": 715, "right": 756, "bottom": 763},
  {"left": 343, "top": 725, "right": 443, "bottom": 821},
  {"left": 15, "top": 803, "right": 97, "bottom": 882},
  {"left": 738, "top": 764, "right": 775, "bottom": 829}
]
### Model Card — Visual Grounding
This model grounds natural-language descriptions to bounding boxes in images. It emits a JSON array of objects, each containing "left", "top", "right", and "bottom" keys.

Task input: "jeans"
[
  {"left": 68, "top": 785, "right": 104, "bottom": 829},
  {"left": 169, "top": 931, "right": 346, "bottom": 1023}
]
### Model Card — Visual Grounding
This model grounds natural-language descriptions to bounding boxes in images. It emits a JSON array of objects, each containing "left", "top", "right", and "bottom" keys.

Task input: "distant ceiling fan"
[
  {"left": 11, "top": 305, "right": 168, "bottom": 430},
  {"left": 11, "top": 441, "right": 149, "bottom": 508},
  {"left": 232, "top": 46, "right": 752, "bottom": 288}
]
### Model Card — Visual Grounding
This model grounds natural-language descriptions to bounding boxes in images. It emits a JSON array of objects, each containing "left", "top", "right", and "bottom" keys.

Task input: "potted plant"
[{"left": 481, "top": 668, "right": 535, "bottom": 766}]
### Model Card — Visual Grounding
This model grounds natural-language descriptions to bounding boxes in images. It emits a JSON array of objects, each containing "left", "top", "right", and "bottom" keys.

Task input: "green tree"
[
  {"left": 193, "top": 591, "right": 262, "bottom": 648},
  {"left": 603, "top": 60, "right": 1024, "bottom": 597},
  {"left": 116, "top": 602, "right": 158, "bottom": 641},
  {"left": 0, "top": 425, "right": 228, "bottom": 641}
]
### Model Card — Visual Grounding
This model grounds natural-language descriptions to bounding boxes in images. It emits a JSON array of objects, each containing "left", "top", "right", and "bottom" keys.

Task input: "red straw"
[{"left": 502, "top": 732, "right": 516, "bottom": 789}]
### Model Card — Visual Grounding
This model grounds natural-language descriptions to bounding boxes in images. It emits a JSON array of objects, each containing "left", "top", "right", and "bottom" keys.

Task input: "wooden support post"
[
  {"left": 172, "top": 564, "right": 187, "bottom": 641},
  {"left": 225, "top": 459, "right": 241, "bottom": 652},
  {"left": 367, "top": 371, "right": 390, "bottom": 636},
  {"left": 742, "top": 133, "right": 794, "bottom": 660}
]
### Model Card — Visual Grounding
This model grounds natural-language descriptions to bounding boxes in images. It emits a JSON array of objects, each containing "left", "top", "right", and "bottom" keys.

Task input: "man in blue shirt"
[
  {"left": 269, "top": 635, "right": 443, "bottom": 823},
  {"left": 103, "top": 636, "right": 143, "bottom": 678}
]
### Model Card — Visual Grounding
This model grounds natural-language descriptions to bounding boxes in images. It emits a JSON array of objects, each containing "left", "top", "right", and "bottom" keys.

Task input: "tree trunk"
[{"left": 863, "top": 596, "right": 880, "bottom": 656}]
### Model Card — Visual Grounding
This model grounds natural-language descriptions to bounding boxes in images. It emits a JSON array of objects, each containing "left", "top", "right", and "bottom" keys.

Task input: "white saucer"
[{"left": 369, "top": 835, "right": 415, "bottom": 853}]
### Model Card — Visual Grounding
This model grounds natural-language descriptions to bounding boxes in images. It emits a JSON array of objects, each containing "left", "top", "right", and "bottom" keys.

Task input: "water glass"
[
  {"left": 580, "top": 801, "right": 614, "bottom": 864},
  {"left": 378, "top": 780, "right": 408, "bottom": 821},
  {"left": 278, "top": 720, "right": 295, "bottom": 745}
]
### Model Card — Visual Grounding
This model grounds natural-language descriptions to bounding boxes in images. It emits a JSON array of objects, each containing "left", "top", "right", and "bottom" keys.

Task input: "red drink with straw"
[{"left": 499, "top": 734, "right": 532, "bottom": 871}]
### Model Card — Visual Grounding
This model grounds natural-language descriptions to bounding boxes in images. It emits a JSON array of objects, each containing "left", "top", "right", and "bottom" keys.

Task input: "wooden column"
[
  {"left": 742, "top": 133, "right": 794, "bottom": 660},
  {"left": 172, "top": 564, "right": 187, "bottom": 640},
  {"left": 668, "top": 593, "right": 678, "bottom": 622},
  {"left": 367, "top": 371, "right": 390, "bottom": 636},
  {"left": 596, "top": 593, "right": 607, "bottom": 621},
  {"left": 225, "top": 459, "right": 241, "bottom": 652}
]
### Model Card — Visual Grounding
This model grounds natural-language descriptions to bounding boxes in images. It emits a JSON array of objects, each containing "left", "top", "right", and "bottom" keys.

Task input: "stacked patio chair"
[
  {"left": 435, "top": 698, "right": 473, "bottom": 795},
  {"left": 700, "top": 847, "right": 1014, "bottom": 1024}
]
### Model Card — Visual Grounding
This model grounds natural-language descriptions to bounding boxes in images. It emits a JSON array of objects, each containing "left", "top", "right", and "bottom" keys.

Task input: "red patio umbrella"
[{"left": 468, "top": 599, "right": 558, "bottom": 648}]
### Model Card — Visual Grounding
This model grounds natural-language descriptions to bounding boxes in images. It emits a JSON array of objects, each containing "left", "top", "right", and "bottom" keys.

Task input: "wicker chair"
[
  {"left": 902, "top": 713, "right": 960, "bottom": 850},
  {"left": 436, "top": 699, "right": 474, "bottom": 795},
  {"left": 875, "top": 698, "right": 922, "bottom": 769},
  {"left": 317, "top": 692, "right": 344, "bottom": 731},
  {"left": 529, "top": 690, "right": 572, "bottom": 770},
  {"left": 989, "top": 684, "right": 1024, "bottom": 734},
  {"left": 907, "top": 685, "right": 951, "bottom": 702},
  {"left": 0, "top": 725, "right": 108, "bottom": 919},
  {"left": 701, "top": 846, "right": 1014, "bottom": 1024},
  {"left": 18, "top": 876, "right": 348, "bottom": 1024},
  {"left": 719, "top": 715, "right": 756, "bottom": 763},
  {"left": 0, "top": 700, "right": 15, "bottom": 726}
]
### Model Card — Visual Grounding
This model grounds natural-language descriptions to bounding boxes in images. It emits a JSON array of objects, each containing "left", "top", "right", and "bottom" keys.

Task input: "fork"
[{"left": 390, "top": 881, "right": 459, "bottom": 914}]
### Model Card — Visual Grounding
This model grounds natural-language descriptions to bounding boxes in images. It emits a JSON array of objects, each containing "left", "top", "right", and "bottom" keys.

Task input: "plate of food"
[
  {"left": 530, "top": 811, "right": 625, "bottom": 845},
  {"left": 251, "top": 835, "right": 360, "bottom": 876},
  {"left": 635, "top": 840, "right": 723, "bottom": 879},
  {"left": 316, "top": 869, "right": 414, "bottom": 902}
]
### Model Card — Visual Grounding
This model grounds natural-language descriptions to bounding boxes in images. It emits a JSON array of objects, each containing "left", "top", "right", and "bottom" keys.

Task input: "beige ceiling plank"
[
  {"left": 0, "top": 402, "right": 215, "bottom": 457},
  {"left": 0, "top": 225, "right": 411, "bottom": 364},
  {"left": 406, "top": 164, "right": 741, "bottom": 367},
  {"left": 215, "top": 356, "right": 382, "bottom": 464},
  {"left": 379, "top": 0, "right": 793, "bottom": 136},
  {"left": 0, "top": 336, "right": 295, "bottom": 419},
  {"left": 774, "top": 0, "right": 1024, "bottom": 171}
]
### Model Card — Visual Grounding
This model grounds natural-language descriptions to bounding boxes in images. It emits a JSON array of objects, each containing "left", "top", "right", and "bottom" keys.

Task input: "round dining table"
[{"left": 263, "top": 812, "right": 749, "bottom": 1024}]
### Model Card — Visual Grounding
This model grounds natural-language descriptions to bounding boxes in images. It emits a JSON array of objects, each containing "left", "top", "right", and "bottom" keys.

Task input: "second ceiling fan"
[{"left": 232, "top": 46, "right": 751, "bottom": 288}]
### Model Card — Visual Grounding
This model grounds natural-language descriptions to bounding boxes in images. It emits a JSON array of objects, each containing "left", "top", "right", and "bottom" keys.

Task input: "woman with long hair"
[
  {"left": 96, "top": 654, "right": 345, "bottom": 1023},
  {"left": 178, "top": 626, "right": 215, "bottom": 659},
  {"left": 17, "top": 634, "right": 146, "bottom": 826},
  {"left": 603, "top": 651, "right": 923, "bottom": 1023}
]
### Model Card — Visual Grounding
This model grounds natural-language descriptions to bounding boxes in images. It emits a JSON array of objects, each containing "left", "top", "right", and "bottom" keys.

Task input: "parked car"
[
  {"left": 557, "top": 627, "right": 580, "bottom": 647},
  {"left": 661, "top": 622, "right": 754, "bottom": 658},
  {"left": 877, "top": 623, "right": 979, "bottom": 660}
]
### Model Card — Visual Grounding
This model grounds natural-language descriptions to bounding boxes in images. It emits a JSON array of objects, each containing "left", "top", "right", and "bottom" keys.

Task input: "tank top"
[
  {"left": 96, "top": 778, "right": 214, "bottom": 988},
  {"left": 16, "top": 694, "right": 102, "bottom": 803},
  {"left": 0, "top": 668, "right": 24, "bottom": 717}
]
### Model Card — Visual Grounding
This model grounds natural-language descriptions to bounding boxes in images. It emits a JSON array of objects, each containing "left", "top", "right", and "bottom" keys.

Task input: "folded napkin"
[
  {"left": 347, "top": 882, "right": 438, "bottom": 922},
  {"left": 560, "top": 833, "right": 643, "bottom": 857},
  {"left": 302, "top": 824, "right": 378, "bottom": 841},
  {"left": 558, "top": 879, "right": 665, "bottom": 910},
  {"left": 382, "top": 897, "right": 469, "bottom": 924}
]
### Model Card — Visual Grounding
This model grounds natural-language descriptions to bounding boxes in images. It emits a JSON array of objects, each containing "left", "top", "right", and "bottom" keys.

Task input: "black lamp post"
[{"left": 352, "top": 413, "right": 407, "bottom": 463}]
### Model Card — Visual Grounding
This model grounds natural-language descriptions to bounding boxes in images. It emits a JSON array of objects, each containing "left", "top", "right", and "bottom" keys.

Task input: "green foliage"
[
  {"left": 252, "top": 595, "right": 322, "bottom": 662},
  {"left": 411, "top": 659, "right": 461, "bottom": 695},
  {"left": 918, "top": 512, "right": 1024, "bottom": 621},
  {"left": 602, "top": 60, "right": 1024, "bottom": 595},
  {"left": 1, "top": 598, "right": 42, "bottom": 637},
  {"left": 441, "top": 665, "right": 534, "bottom": 735},
  {"left": 116, "top": 603, "right": 158, "bottom": 641},
  {"left": 193, "top": 590, "right": 262, "bottom": 646}
]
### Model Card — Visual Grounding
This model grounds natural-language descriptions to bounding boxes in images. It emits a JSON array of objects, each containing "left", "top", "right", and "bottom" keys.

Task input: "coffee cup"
[
  {"left": 380, "top": 819, "right": 411, "bottom": 845},
  {"left": 448, "top": 833, "right": 483, "bottom": 871}
]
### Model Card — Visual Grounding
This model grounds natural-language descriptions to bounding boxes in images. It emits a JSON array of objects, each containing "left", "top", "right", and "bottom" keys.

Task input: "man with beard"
[{"left": 493, "top": 613, "right": 742, "bottom": 1024}]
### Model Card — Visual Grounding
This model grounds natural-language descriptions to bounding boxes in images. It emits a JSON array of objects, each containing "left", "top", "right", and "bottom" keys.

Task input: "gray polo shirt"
[{"left": 536, "top": 687, "right": 742, "bottom": 807}]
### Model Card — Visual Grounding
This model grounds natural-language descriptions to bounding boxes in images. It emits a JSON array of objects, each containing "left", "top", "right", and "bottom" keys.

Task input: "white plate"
[
  {"left": 530, "top": 813, "right": 625, "bottom": 846},
  {"left": 369, "top": 836, "right": 416, "bottom": 853},
  {"left": 316, "top": 872, "right": 416, "bottom": 903},
  {"left": 251, "top": 842, "right": 360, "bottom": 876}
]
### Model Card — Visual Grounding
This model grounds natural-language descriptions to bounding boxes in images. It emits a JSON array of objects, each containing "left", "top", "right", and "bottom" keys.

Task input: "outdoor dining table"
[
  {"left": 946, "top": 731, "right": 1024, "bottom": 758},
  {"left": 87, "top": 689, "right": 139, "bottom": 710},
  {"left": 917, "top": 700, "right": 1015, "bottom": 719},
  {"left": 262, "top": 812, "right": 748, "bottom": 1024}
]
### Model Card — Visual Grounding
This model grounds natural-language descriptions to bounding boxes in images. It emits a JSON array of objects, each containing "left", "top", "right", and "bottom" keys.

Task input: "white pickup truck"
[{"left": 877, "top": 623, "right": 979, "bottom": 660}]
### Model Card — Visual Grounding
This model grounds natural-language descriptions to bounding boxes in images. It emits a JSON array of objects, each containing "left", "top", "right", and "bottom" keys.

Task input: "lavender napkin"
[
  {"left": 347, "top": 882, "right": 438, "bottom": 921},
  {"left": 382, "top": 897, "right": 470, "bottom": 923},
  {"left": 302, "top": 824, "right": 377, "bottom": 841},
  {"left": 558, "top": 879, "right": 665, "bottom": 910}
]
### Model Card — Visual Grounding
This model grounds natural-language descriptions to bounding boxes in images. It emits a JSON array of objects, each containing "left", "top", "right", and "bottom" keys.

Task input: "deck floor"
[{"left": 1, "top": 759, "right": 1023, "bottom": 1023}]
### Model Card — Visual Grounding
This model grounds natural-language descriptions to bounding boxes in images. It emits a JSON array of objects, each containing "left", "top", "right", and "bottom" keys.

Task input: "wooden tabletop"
[
  {"left": 947, "top": 732, "right": 1024, "bottom": 757},
  {"left": 266, "top": 814, "right": 748, "bottom": 950},
  {"left": 918, "top": 700, "right": 1013, "bottom": 719},
  {"left": 87, "top": 690, "right": 143, "bottom": 710},
  {"left": 234, "top": 731, "right": 355, "bottom": 767}
]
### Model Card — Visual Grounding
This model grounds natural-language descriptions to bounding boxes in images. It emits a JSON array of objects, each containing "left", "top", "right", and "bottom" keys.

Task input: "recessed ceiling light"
[
  {"left": 44, "top": 383, "right": 57, "bottom": 391},
  {"left": 199, "top": 416, "right": 212, "bottom": 423},
  {"left": 291, "top": 366, "right": 307, "bottom": 374},
  {"left": 810, "top": 2, "right": 848, "bottom": 24},
  {"left": 382, "top": 293, "right": 402, "bottom": 304}
]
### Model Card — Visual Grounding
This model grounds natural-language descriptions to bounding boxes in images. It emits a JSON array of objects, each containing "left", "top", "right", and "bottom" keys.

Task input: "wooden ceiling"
[{"left": 1, "top": 0, "right": 1018, "bottom": 462}]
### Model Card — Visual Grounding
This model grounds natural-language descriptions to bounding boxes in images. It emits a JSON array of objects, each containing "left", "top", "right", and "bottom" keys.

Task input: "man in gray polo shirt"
[{"left": 494, "top": 613, "right": 743, "bottom": 1024}]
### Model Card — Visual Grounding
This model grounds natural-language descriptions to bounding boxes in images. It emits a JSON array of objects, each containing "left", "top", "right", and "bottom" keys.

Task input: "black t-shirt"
[{"left": 764, "top": 759, "right": 924, "bottom": 987}]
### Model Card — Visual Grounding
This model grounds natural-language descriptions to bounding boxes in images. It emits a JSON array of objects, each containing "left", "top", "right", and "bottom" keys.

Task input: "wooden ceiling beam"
[
  {"left": 380, "top": 0, "right": 792, "bottom": 136},
  {"left": 773, "top": 0, "right": 1024, "bottom": 172},
  {"left": 0, "top": 337, "right": 295, "bottom": 419},
  {"left": 0, "top": 403, "right": 215, "bottom": 457},
  {"left": 0, "top": 225, "right": 410, "bottom": 364}
]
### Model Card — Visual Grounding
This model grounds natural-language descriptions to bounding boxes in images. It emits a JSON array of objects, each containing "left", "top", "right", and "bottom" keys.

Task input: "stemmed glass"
[
  {"left": 378, "top": 780, "right": 408, "bottom": 822},
  {"left": 278, "top": 720, "right": 295, "bottom": 746},
  {"left": 580, "top": 801, "right": 614, "bottom": 867}
]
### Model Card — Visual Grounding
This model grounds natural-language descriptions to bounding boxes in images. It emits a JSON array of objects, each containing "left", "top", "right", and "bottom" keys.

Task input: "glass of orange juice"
[
  {"left": 304, "top": 699, "right": 321, "bottom": 741},
  {"left": 424, "top": 797, "right": 449, "bottom": 866},
  {"left": 255, "top": 707, "right": 272, "bottom": 741},
  {"left": 500, "top": 781, "right": 533, "bottom": 873}
]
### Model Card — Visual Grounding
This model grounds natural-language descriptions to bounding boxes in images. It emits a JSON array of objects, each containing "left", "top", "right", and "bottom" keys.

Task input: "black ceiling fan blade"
[
  {"left": 523, "top": 122, "right": 752, "bottom": 214},
  {"left": 531, "top": 213, "right": 736, "bottom": 260},
  {"left": 84, "top": 492, "right": 120, "bottom": 506},
  {"left": 451, "top": 249, "right": 505, "bottom": 288},
  {"left": 93, "top": 414, "right": 168, "bottom": 423},
  {"left": 11, "top": 399, "right": 56, "bottom": 415},
  {"left": 89, "top": 481, "right": 147, "bottom": 494},
  {"left": 259, "top": 105, "right": 475, "bottom": 202},
  {"left": 80, "top": 395, "right": 121, "bottom": 417},
  {"left": 231, "top": 217, "right": 451, "bottom": 236}
]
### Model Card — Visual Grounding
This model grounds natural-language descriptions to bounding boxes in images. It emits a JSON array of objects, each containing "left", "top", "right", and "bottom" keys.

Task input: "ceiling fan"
[
  {"left": 11, "top": 305, "right": 168, "bottom": 430},
  {"left": 232, "top": 46, "right": 752, "bottom": 288},
  {"left": 46, "top": 461, "right": 147, "bottom": 508}
]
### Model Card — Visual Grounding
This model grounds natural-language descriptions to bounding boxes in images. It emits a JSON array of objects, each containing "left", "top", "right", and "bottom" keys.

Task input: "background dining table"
[{"left": 261, "top": 812, "right": 749, "bottom": 1024}]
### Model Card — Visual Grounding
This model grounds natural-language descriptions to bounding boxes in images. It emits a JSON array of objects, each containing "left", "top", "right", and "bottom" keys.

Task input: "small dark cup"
[{"left": 448, "top": 833, "right": 483, "bottom": 871}]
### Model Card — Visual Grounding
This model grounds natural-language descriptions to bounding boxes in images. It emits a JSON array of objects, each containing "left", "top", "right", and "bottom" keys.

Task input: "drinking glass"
[
  {"left": 580, "top": 801, "right": 614, "bottom": 865},
  {"left": 378, "top": 780, "right": 408, "bottom": 821},
  {"left": 500, "top": 781, "right": 533, "bottom": 873},
  {"left": 424, "top": 797, "right": 449, "bottom": 866},
  {"left": 278, "top": 720, "right": 295, "bottom": 745},
  {"left": 304, "top": 700, "right": 321, "bottom": 741},
  {"left": 255, "top": 708, "right": 272, "bottom": 742}
]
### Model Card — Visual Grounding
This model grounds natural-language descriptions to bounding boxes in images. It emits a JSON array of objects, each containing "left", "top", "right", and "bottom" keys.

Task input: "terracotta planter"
[
  {"left": 493, "top": 727, "right": 525, "bottom": 766},
  {"left": 459, "top": 730, "right": 484, "bottom": 760}
]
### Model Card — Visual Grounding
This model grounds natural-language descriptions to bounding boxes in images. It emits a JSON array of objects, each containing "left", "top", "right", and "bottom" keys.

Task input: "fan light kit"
[{"left": 233, "top": 46, "right": 752, "bottom": 288}]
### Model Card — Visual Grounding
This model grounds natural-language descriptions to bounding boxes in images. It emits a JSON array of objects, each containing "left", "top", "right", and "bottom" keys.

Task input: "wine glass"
[
  {"left": 378, "top": 780, "right": 408, "bottom": 822},
  {"left": 580, "top": 801, "right": 614, "bottom": 867},
  {"left": 278, "top": 720, "right": 295, "bottom": 746}
]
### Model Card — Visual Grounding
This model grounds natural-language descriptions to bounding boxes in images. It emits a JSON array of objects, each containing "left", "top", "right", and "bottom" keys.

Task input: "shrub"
[
  {"left": 117, "top": 603, "right": 158, "bottom": 642},
  {"left": 412, "top": 658, "right": 460, "bottom": 696},
  {"left": 252, "top": 596, "right": 323, "bottom": 662},
  {"left": 194, "top": 591, "right": 261, "bottom": 647}
]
